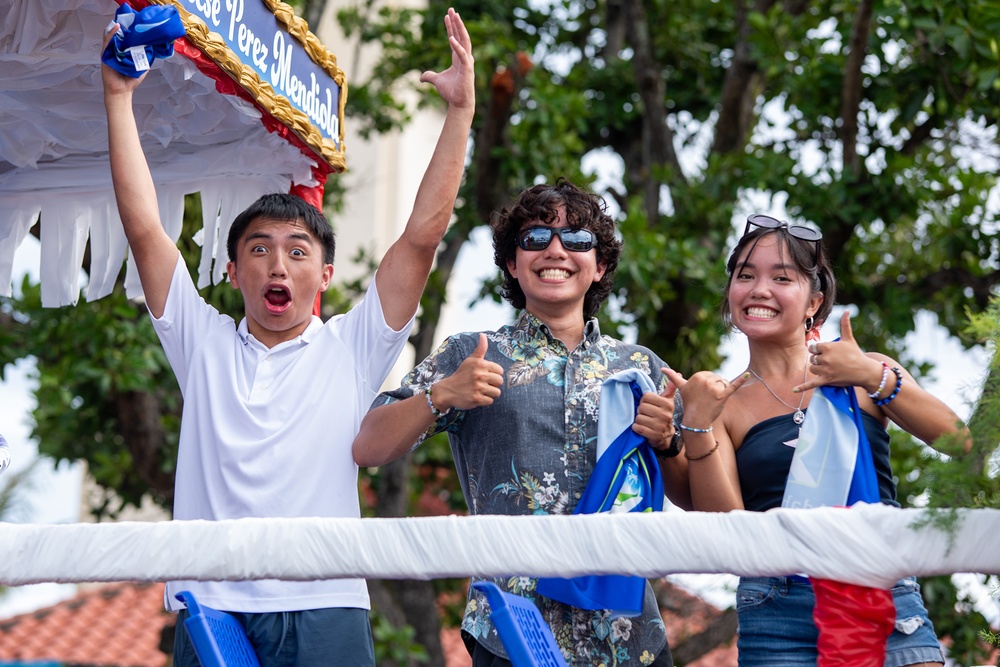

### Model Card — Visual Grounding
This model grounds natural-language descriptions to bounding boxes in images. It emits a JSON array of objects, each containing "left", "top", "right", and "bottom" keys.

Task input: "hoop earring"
[{"left": 804, "top": 316, "right": 815, "bottom": 332}]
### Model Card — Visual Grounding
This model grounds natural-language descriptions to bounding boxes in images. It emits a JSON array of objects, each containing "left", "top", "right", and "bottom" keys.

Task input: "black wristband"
[{"left": 655, "top": 430, "right": 684, "bottom": 459}]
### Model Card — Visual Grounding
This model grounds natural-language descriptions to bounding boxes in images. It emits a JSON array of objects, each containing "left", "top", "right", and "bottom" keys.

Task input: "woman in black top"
[{"left": 665, "top": 214, "right": 968, "bottom": 667}]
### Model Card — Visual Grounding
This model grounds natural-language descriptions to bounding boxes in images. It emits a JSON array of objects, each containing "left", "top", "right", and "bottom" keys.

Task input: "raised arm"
[
  {"left": 374, "top": 8, "right": 476, "bottom": 330},
  {"left": 354, "top": 333, "right": 503, "bottom": 466},
  {"left": 795, "top": 311, "right": 971, "bottom": 455},
  {"left": 102, "top": 25, "right": 179, "bottom": 318}
]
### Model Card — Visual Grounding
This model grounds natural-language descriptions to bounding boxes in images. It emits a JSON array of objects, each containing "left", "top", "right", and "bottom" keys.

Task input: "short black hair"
[
  {"left": 491, "top": 179, "right": 622, "bottom": 319},
  {"left": 227, "top": 193, "right": 336, "bottom": 265}
]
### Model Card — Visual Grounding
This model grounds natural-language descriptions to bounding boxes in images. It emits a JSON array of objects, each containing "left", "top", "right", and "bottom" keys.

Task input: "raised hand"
[
  {"left": 101, "top": 23, "right": 147, "bottom": 96},
  {"left": 432, "top": 333, "right": 504, "bottom": 412},
  {"left": 418, "top": 8, "right": 475, "bottom": 111},
  {"left": 664, "top": 367, "right": 747, "bottom": 430},
  {"left": 795, "top": 311, "right": 887, "bottom": 394},
  {"left": 633, "top": 378, "right": 677, "bottom": 449}
]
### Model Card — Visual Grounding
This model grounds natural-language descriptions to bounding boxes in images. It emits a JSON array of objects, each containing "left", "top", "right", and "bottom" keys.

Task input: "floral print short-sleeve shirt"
[{"left": 374, "top": 311, "right": 670, "bottom": 666}]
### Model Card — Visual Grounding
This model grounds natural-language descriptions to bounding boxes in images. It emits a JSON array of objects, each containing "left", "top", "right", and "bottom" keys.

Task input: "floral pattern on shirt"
[{"left": 375, "top": 311, "right": 670, "bottom": 666}]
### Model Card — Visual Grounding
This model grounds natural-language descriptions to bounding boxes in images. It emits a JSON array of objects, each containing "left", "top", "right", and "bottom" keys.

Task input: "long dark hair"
[{"left": 721, "top": 227, "right": 836, "bottom": 330}]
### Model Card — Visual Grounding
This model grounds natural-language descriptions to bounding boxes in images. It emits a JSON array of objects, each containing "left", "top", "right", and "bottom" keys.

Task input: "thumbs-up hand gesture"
[
  {"left": 634, "top": 376, "right": 678, "bottom": 450},
  {"left": 431, "top": 333, "right": 505, "bottom": 412},
  {"left": 795, "top": 311, "right": 888, "bottom": 394}
]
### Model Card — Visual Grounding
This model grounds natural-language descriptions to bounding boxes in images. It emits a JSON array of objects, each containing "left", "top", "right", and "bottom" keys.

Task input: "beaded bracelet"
[
  {"left": 874, "top": 367, "right": 902, "bottom": 406},
  {"left": 867, "top": 361, "right": 890, "bottom": 399},
  {"left": 678, "top": 423, "right": 713, "bottom": 434},
  {"left": 426, "top": 384, "right": 451, "bottom": 418},
  {"left": 684, "top": 440, "right": 720, "bottom": 461}
]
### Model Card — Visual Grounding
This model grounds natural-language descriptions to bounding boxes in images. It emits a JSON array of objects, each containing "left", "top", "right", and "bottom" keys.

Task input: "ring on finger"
[
  {"left": 808, "top": 342, "right": 819, "bottom": 354},
  {"left": 810, "top": 354, "right": 820, "bottom": 366}
]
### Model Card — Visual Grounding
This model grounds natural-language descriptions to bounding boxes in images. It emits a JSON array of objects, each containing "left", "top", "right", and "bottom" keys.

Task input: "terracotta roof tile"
[
  {"left": 0, "top": 582, "right": 171, "bottom": 667},
  {"left": 443, "top": 627, "right": 471, "bottom": 667}
]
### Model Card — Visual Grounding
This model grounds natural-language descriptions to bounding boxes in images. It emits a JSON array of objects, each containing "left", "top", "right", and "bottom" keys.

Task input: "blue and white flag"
[
  {"left": 783, "top": 375, "right": 894, "bottom": 666},
  {"left": 101, "top": 4, "right": 186, "bottom": 78},
  {"left": 782, "top": 385, "right": 879, "bottom": 509},
  {"left": 536, "top": 370, "right": 664, "bottom": 616}
]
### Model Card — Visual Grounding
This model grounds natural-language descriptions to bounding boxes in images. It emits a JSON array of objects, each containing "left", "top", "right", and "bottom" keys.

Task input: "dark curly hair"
[
  {"left": 491, "top": 179, "right": 622, "bottom": 319},
  {"left": 721, "top": 224, "right": 836, "bottom": 331},
  {"left": 227, "top": 193, "right": 336, "bottom": 266}
]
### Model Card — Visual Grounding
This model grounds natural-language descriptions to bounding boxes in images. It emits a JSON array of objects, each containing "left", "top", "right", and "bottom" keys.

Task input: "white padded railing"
[{"left": 1, "top": 504, "right": 997, "bottom": 588}]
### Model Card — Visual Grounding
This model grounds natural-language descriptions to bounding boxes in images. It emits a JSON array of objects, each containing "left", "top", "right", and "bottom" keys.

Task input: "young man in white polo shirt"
[{"left": 102, "top": 8, "right": 475, "bottom": 666}]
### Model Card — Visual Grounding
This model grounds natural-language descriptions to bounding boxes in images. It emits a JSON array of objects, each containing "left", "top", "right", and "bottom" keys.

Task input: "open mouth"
[{"left": 264, "top": 287, "right": 291, "bottom": 313}]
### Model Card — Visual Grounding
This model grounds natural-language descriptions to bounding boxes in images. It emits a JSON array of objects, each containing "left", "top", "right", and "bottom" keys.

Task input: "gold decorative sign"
[{"left": 149, "top": 0, "right": 347, "bottom": 172}]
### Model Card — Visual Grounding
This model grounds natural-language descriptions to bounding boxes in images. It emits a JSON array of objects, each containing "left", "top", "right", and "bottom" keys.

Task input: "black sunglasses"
[
  {"left": 744, "top": 214, "right": 823, "bottom": 244},
  {"left": 517, "top": 226, "right": 597, "bottom": 252}
]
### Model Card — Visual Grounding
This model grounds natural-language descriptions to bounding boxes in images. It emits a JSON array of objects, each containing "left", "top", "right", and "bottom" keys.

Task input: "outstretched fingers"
[
  {"left": 445, "top": 7, "right": 472, "bottom": 56},
  {"left": 418, "top": 8, "right": 475, "bottom": 109}
]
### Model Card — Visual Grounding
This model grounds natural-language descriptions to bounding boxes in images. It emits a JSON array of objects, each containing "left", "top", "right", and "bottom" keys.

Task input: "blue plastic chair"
[
  {"left": 175, "top": 591, "right": 261, "bottom": 667},
  {"left": 471, "top": 581, "right": 568, "bottom": 667}
]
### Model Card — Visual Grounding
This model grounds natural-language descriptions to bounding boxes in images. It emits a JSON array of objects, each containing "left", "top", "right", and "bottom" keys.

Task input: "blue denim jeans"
[
  {"left": 736, "top": 576, "right": 943, "bottom": 667},
  {"left": 173, "top": 607, "right": 374, "bottom": 667}
]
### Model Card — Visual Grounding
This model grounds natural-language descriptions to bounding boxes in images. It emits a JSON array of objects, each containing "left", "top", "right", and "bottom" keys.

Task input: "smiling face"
[
  {"left": 505, "top": 206, "right": 606, "bottom": 321},
  {"left": 226, "top": 217, "right": 334, "bottom": 348},
  {"left": 727, "top": 234, "right": 824, "bottom": 343}
]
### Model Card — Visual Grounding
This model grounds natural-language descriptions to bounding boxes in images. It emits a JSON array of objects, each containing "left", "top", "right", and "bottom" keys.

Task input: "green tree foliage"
[
  {"left": 1, "top": 276, "right": 178, "bottom": 516},
  {"left": 0, "top": 195, "right": 243, "bottom": 517},
  {"left": 912, "top": 295, "right": 1000, "bottom": 663}
]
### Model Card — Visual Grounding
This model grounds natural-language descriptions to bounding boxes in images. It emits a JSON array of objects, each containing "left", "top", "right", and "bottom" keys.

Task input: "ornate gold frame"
[{"left": 149, "top": 0, "right": 347, "bottom": 172}]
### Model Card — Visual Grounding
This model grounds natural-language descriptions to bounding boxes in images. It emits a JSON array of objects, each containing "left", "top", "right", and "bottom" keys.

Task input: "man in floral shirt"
[{"left": 353, "top": 180, "right": 689, "bottom": 667}]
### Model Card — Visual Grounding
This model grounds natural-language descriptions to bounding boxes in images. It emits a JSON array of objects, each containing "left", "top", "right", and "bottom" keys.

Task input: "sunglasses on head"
[
  {"left": 743, "top": 214, "right": 823, "bottom": 244},
  {"left": 517, "top": 226, "right": 597, "bottom": 252}
]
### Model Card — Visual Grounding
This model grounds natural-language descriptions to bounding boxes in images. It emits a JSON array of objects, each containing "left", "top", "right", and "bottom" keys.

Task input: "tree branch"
[
  {"left": 712, "top": 0, "right": 780, "bottom": 155},
  {"left": 899, "top": 114, "right": 939, "bottom": 156},
  {"left": 620, "top": 0, "right": 685, "bottom": 222},
  {"left": 838, "top": 0, "right": 874, "bottom": 176},
  {"left": 111, "top": 389, "right": 175, "bottom": 502}
]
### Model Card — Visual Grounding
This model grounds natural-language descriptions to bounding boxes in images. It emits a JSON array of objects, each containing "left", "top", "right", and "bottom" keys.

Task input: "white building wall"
[{"left": 314, "top": 0, "right": 512, "bottom": 388}]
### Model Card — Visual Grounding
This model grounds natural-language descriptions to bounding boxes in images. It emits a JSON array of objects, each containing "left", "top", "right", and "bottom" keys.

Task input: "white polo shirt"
[{"left": 153, "top": 256, "right": 411, "bottom": 613}]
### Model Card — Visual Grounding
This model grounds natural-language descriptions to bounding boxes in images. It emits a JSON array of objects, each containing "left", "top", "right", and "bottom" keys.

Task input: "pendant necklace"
[{"left": 748, "top": 365, "right": 808, "bottom": 425}]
